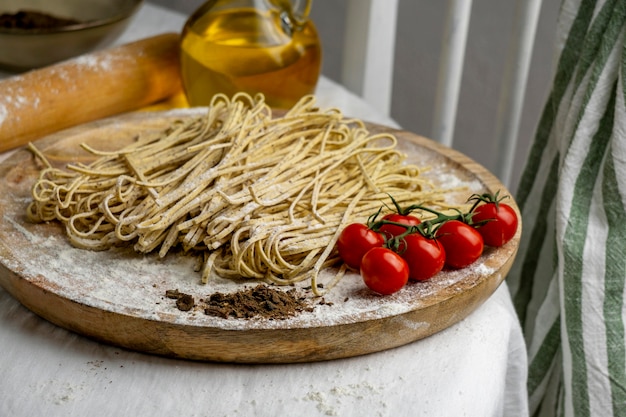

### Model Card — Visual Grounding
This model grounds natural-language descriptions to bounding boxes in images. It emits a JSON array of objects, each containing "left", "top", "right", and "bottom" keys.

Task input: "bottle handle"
[
  {"left": 268, "top": 0, "right": 312, "bottom": 31},
  {"left": 290, "top": 0, "right": 312, "bottom": 24}
]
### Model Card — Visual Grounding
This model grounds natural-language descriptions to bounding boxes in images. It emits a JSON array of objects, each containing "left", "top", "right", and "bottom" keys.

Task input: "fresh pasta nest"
[{"left": 26, "top": 94, "right": 448, "bottom": 293}]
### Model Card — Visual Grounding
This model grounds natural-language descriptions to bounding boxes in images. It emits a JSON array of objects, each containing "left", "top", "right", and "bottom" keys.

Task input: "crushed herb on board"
[
  {"left": 165, "top": 285, "right": 316, "bottom": 320},
  {"left": 165, "top": 289, "right": 195, "bottom": 312}
]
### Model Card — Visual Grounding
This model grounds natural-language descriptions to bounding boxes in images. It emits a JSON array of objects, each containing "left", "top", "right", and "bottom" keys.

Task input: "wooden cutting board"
[{"left": 0, "top": 109, "right": 521, "bottom": 363}]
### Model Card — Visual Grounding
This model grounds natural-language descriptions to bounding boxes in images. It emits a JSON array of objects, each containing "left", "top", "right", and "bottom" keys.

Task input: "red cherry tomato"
[
  {"left": 400, "top": 234, "right": 446, "bottom": 281},
  {"left": 435, "top": 220, "right": 484, "bottom": 269},
  {"left": 337, "top": 223, "right": 384, "bottom": 269},
  {"left": 471, "top": 203, "right": 518, "bottom": 247},
  {"left": 378, "top": 213, "right": 421, "bottom": 238},
  {"left": 360, "top": 247, "right": 409, "bottom": 295}
]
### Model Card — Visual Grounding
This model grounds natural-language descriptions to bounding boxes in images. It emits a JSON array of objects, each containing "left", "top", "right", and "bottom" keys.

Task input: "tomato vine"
[{"left": 336, "top": 192, "right": 519, "bottom": 295}]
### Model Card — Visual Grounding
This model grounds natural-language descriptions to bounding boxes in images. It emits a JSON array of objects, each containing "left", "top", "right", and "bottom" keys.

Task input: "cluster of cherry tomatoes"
[{"left": 336, "top": 192, "right": 519, "bottom": 295}]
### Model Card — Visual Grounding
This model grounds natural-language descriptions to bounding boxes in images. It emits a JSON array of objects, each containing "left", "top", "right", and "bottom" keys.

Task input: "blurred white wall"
[{"left": 149, "top": 0, "right": 560, "bottom": 193}]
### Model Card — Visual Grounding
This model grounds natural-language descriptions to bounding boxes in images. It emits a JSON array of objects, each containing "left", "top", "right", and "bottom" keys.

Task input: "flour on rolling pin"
[
  {"left": 1, "top": 55, "right": 115, "bottom": 118},
  {"left": 0, "top": 33, "right": 182, "bottom": 153}
]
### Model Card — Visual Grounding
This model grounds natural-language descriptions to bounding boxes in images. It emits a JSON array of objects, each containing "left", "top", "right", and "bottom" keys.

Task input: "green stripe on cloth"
[
  {"left": 517, "top": 0, "right": 597, "bottom": 209},
  {"left": 532, "top": 362, "right": 565, "bottom": 417},
  {"left": 528, "top": 318, "right": 561, "bottom": 394},
  {"left": 561, "top": 81, "right": 615, "bottom": 417},
  {"left": 509, "top": 0, "right": 626, "bottom": 415},
  {"left": 513, "top": 156, "right": 559, "bottom": 326},
  {"left": 561, "top": 1, "right": 624, "bottom": 154},
  {"left": 560, "top": 4, "right": 626, "bottom": 415},
  {"left": 602, "top": 144, "right": 626, "bottom": 415},
  {"left": 600, "top": 43, "right": 626, "bottom": 414},
  {"left": 573, "top": 0, "right": 620, "bottom": 89}
]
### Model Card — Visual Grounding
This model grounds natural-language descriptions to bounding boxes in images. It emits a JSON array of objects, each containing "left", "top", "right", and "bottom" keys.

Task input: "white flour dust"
[{"left": 0, "top": 110, "right": 511, "bottom": 336}]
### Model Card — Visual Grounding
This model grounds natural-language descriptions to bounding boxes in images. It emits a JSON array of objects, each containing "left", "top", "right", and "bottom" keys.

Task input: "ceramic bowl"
[{"left": 0, "top": 0, "right": 143, "bottom": 71}]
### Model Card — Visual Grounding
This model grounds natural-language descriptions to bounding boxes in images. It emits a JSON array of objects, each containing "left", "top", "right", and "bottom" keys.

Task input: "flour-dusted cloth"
[
  {"left": 506, "top": 1, "right": 626, "bottom": 415},
  {"left": 0, "top": 282, "right": 526, "bottom": 417}
]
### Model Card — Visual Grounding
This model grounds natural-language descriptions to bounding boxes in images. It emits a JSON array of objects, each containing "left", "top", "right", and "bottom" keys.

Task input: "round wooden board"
[{"left": 0, "top": 109, "right": 521, "bottom": 363}]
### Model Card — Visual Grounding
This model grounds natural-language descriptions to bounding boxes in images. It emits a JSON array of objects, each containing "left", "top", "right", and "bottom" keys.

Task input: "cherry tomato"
[
  {"left": 435, "top": 220, "right": 484, "bottom": 269},
  {"left": 400, "top": 234, "right": 446, "bottom": 281},
  {"left": 471, "top": 203, "right": 518, "bottom": 247},
  {"left": 337, "top": 223, "right": 384, "bottom": 269},
  {"left": 378, "top": 213, "right": 421, "bottom": 238},
  {"left": 360, "top": 247, "right": 409, "bottom": 295}
]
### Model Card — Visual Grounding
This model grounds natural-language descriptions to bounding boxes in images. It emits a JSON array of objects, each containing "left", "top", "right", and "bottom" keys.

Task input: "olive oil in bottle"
[{"left": 180, "top": 2, "right": 321, "bottom": 109}]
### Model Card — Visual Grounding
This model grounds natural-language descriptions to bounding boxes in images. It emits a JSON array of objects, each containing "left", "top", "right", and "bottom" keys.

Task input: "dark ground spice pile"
[
  {"left": 0, "top": 10, "right": 81, "bottom": 30},
  {"left": 166, "top": 284, "right": 315, "bottom": 320},
  {"left": 165, "top": 289, "right": 195, "bottom": 312}
]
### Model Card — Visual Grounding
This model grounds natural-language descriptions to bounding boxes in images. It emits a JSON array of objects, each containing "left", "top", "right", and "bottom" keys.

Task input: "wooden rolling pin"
[{"left": 0, "top": 33, "right": 183, "bottom": 153}]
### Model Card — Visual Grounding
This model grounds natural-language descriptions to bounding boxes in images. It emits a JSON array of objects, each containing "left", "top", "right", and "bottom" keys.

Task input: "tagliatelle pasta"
[{"left": 26, "top": 93, "right": 451, "bottom": 295}]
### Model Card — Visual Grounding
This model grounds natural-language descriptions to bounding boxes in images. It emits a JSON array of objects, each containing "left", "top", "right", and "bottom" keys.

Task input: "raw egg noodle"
[{"left": 26, "top": 93, "right": 455, "bottom": 295}]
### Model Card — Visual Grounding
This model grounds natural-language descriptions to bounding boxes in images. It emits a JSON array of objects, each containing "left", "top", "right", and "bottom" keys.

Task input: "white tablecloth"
[{"left": 0, "top": 3, "right": 529, "bottom": 416}]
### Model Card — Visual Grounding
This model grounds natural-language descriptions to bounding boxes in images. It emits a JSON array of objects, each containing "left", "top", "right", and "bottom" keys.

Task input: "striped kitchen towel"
[{"left": 506, "top": 0, "right": 626, "bottom": 416}]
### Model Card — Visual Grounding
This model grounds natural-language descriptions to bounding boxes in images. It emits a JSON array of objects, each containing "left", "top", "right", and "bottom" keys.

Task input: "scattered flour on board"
[
  {"left": 0, "top": 198, "right": 501, "bottom": 332},
  {"left": 434, "top": 170, "right": 484, "bottom": 193},
  {"left": 0, "top": 114, "right": 509, "bottom": 333},
  {"left": 3, "top": 215, "right": 43, "bottom": 244}
]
